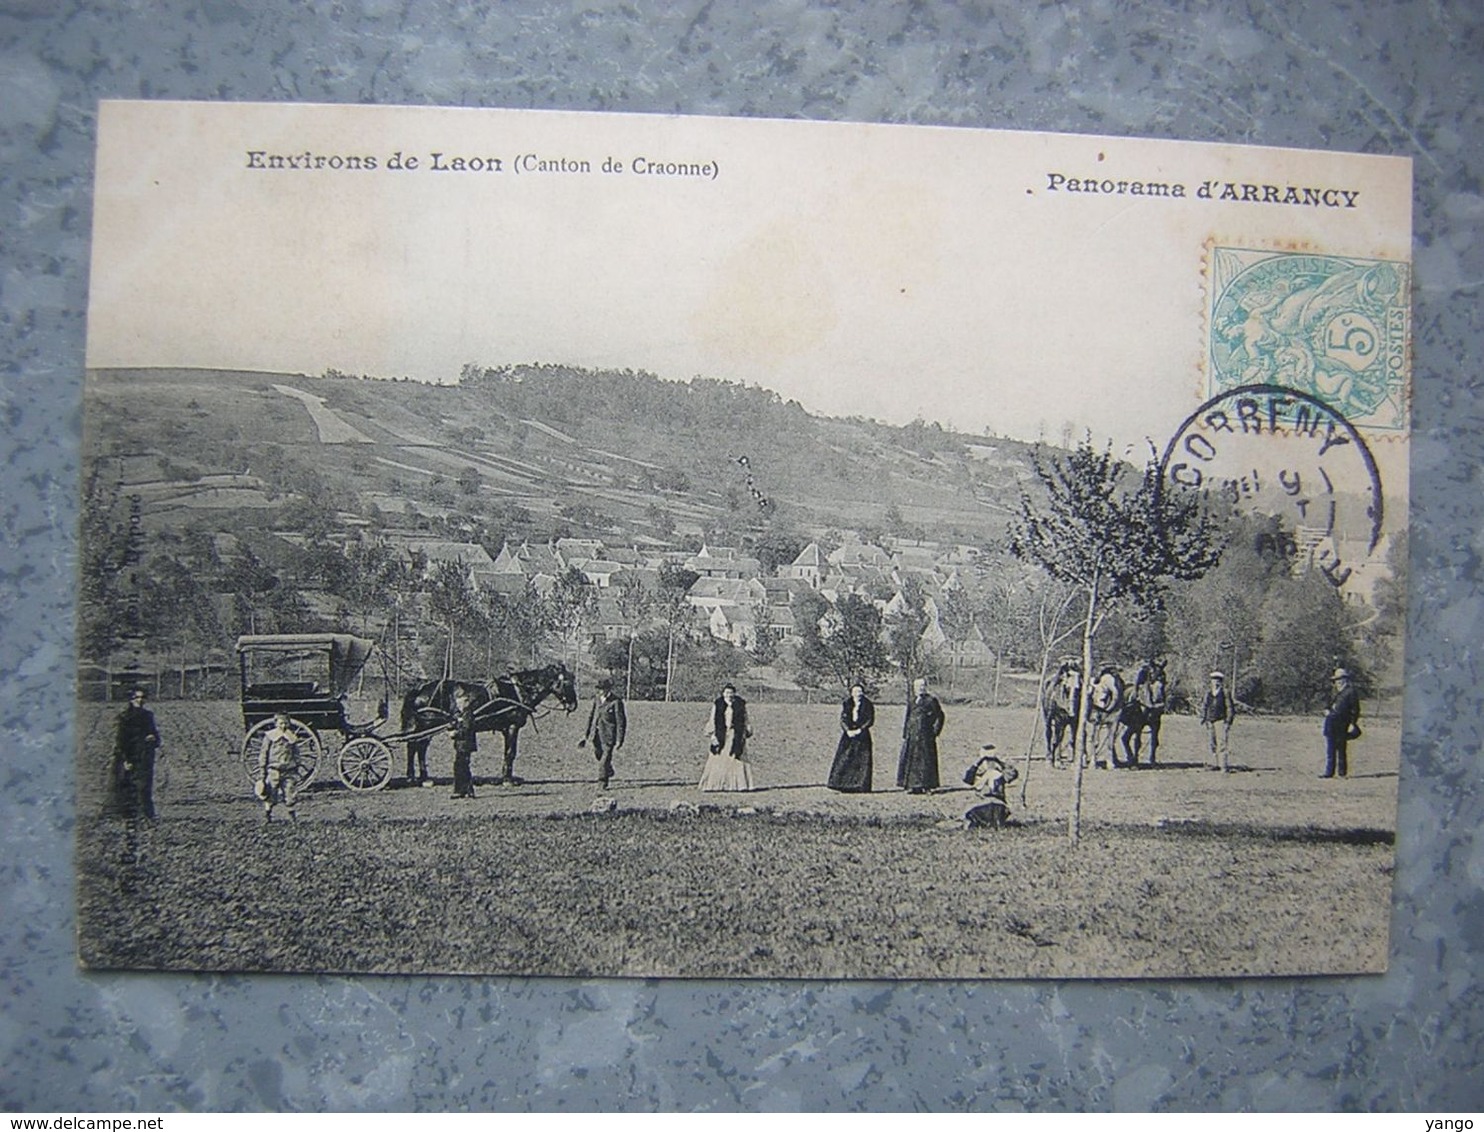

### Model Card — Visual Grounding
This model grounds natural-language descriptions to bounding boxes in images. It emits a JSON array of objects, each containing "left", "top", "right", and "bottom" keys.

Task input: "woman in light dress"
[{"left": 699, "top": 683, "right": 754, "bottom": 792}]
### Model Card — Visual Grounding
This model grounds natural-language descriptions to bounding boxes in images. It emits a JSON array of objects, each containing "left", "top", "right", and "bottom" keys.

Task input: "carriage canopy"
[{"left": 235, "top": 633, "right": 376, "bottom": 698}]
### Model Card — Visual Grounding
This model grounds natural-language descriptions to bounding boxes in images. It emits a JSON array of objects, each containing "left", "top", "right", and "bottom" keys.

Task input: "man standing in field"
[
  {"left": 1199, "top": 671, "right": 1236, "bottom": 772},
  {"left": 579, "top": 678, "right": 627, "bottom": 791},
  {"left": 898, "top": 676, "right": 945, "bottom": 794},
  {"left": 112, "top": 688, "right": 161, "bottom": 820},
  {"left": 1322, "top": 667, "right": 1362, "bottom": 778}
]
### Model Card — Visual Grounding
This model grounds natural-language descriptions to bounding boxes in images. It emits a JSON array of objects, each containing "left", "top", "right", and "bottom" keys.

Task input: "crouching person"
[
  {"left": 257, "top": 712, "right": 303, "bottom": 822},
  {"left": 963, "top": 745, "right": 1018, "bottom": 829}
]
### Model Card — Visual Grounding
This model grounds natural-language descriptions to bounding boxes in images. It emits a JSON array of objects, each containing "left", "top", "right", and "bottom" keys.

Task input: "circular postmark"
[
  {"left": 1207, "top": 249, "right": 1409, "bottom": 433},
  {"left": 1159, "top": 384, "right": 1384, "bottom": 592}
]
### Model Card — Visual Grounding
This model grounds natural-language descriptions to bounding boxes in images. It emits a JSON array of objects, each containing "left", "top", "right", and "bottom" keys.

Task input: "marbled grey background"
[{"left": 2, "top": 0, "right": 1480, "bottom": 1113}]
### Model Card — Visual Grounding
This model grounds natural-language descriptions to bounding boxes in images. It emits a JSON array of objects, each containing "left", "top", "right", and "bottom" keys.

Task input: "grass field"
[{"left": 75, "top": 699, "right": 1400, "bottom": 979}]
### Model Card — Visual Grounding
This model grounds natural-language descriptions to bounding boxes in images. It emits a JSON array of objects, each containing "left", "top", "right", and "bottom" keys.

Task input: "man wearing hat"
[
  {"left": 1322, "top": 668, "right": 1362, "bottom": 778},
  {"left": 579, "top": 677, "right": 627, "bottom": 791},
  {"left": 1199, "top": 671, "right": 1236, "bottom": 772}
]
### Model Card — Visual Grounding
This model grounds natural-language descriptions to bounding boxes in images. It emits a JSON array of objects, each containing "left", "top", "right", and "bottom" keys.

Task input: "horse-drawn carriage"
[
  {"left": 236, "top": 633, "right": 396, "bottom": 791},
  {"left": 235, "top": 633, "right": 579, "bottom": 795}
]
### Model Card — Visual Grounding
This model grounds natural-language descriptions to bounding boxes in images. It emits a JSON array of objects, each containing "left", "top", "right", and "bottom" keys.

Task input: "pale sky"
[{"left": 87, "top": 101, "right": 1412, "bottom": 477}]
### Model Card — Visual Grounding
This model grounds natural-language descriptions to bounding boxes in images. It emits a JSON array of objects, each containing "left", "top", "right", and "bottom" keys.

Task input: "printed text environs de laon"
[
  {"left": 244, "top": 149, "right": 719, "bottom": 180},
  {"left": 1044, "top": 170, "right": 1361, "bottom": 208}
]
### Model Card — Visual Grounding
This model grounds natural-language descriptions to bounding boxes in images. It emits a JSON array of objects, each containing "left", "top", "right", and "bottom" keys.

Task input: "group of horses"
[
  {"left": 398, "top": 662, "right": 580, "bottom": 785},
  {"left": 1042, "top": 659, "right": 1168, "bottom": 769}
]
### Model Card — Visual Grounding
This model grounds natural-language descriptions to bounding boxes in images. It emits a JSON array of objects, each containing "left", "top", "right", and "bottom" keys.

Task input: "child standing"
[{"left": 257, "top": 712, "right": 304, "bottom": 822}]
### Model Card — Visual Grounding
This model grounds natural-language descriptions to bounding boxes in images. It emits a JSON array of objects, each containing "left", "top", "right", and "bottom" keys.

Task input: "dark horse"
[
  {"left": 400, "top": 663, "right": 579, "bottom": 785},
  {"left": 1117, "top": 660, "right": 1167, "bottom": 767}
]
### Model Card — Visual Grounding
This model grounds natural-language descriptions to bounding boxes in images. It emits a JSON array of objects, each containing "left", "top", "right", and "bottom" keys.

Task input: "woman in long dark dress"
[{"left": 827, "top": 683, "right": 874, "bottom": 792}]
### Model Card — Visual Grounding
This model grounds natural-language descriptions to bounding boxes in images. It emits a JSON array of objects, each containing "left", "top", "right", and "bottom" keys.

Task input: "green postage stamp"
[{"left": 1207, "top": 246, "right": 1411, "bottom": 432}]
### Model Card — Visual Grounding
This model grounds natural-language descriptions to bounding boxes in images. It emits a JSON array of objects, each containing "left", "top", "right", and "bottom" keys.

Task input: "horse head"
[{"left": 550, "top": 663, "right": 579, "bottom": 713}]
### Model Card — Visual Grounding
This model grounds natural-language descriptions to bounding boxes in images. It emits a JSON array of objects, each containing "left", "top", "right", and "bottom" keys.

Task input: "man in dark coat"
[
  {"left": 897, "top": 677, "right": 945, "bottom": 793},
  {"left": 1199, "top": 671, "right": 1236, "bottom": 772},
  {"left": 112, "top": 688, "right": 161, "bottom": 820},
  {"left": 1322, "top": 667, "right": 1362, "bottom": 778},
  {"left": 449, "top": 686, "right": 479, "bottom": 798},
  {"left": 580, "top": 679, "right": 628, "bottom": 791}
]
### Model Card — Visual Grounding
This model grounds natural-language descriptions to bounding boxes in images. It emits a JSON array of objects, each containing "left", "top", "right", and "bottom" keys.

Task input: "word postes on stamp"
[
  {"left": 1160, "top": 385, "right": 1384, "bottom": 594},
  {"left": 1206, "top": 246, "right": 1410, "bottom": 433}
]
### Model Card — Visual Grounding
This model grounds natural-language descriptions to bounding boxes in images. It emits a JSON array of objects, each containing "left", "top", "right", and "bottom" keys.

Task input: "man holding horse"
[
  {"left": 449, "top": 686, "right": 479, "bottom": 799},
  {"left": 400, "top": 663, "right": 579, "bottom": 792}
]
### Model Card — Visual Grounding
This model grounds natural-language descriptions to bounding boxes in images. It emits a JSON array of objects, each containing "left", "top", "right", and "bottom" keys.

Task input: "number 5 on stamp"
[{"left": 1206, "top": 245, "right": 1411, "bottom": 434}]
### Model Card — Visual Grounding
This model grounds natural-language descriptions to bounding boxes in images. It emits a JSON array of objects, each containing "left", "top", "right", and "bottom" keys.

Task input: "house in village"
[
  {"left": 686, "top": 576, "right": 768, "bottom": 615},
  {"left": 941, "top": 621, "right": 995, "bottom": 670},
  {"left": 556, "top": 536, "right": 605, "bottom": 562},
  {"left": 708, "top": 603, "right": 758, "bottom": 650},
  {"left": 491, "top": 540, "right": 566, "bottom": 597},
  {"left": 385, "top": 535, "right": 500, "bottom": 591},
  {"left": 778, "top": 542, "right": 826, "bottom": 589},
  {"left": 685, "top": 544, "right": 763, "bottom": 580}
]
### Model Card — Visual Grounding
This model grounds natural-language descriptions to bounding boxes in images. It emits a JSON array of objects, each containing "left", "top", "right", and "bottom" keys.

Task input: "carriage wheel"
[
  {"left": 240, "top": 717, "right": 321, "bottom": 791},
  {"left": 337, "top": 737, "right": 395, "bottom": 792}
]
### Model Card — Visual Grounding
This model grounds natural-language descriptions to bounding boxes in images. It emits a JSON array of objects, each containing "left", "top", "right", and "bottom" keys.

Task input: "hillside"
[{"left": 82, "top": 364, "right": 1039, "bottom": 547}]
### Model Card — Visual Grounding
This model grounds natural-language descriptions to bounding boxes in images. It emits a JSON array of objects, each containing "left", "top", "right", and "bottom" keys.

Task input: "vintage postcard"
[{"left": 78, "top": 102, "right": 1411, "bottom": 978}]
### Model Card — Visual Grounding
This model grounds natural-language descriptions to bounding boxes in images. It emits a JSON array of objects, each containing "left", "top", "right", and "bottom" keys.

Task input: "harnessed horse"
[
  {"left": 1043, "top": 663, "right": 1081, "bottom": 765},
  {"left": 1117, "top": 661, "right": 1167, "bottom": 767},
  {"left": 400, "top": 663, "right": 579, "bottom": 785}
]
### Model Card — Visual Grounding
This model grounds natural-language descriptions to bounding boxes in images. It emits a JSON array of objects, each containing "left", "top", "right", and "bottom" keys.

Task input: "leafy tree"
[
  {"left": 750, "top": 600, "right": 781, "bottom": 666},
  {"left": 1360, "top": 530, "right": 1408, "bottom": 694},
  {"left": 457, "top": 465, "right": 482, "bottom": 496},
  {"left": 329, "top": 540, "right": 410, "bottom": 636},
  {"left": 794, "top": 591, "right": 890, "bottom": 692},
  {"left": 294, "top": 537, "right": 352, "bottom": 593},
  {"left": 655, "top": 565, "right": 699, "bottom": 701},
  {"left": 1251, "top": 571, "right": 1365, "bottom": 712},
  {"left": 1009, "top": 439, "right": 1225, "bottom": 843},
  {"left": 485, "top": 584, "right": 554, "bottom": 669},
  {"left": 935, "top": 586, "right": 977, "bottom": 645},
  {"left": 136, "top": 553, "right": 226, "bottom": 695},
  {"left": 614, "top": 584, "right": 655, "bottom": 698},
  {"left": 547, "top": 565, "right": 597, "bottom": 676},
  {"left": 424, "top": 560, "right": 484, "bottom": 677},
  {"left": 669, "top": 635, "right": 752, "bottom": 702},
  {"left": 594, "top": 629, "right": 670, "bottom": 700},
  {"left": 751, "top": 530, "right": 805, "bottom": 575},
  {"left": 884, "top": 577, "right": 936, "bottom": 694},
  {"left": 1166, "top": 513, "right": 1291, "bottom": 709}
]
